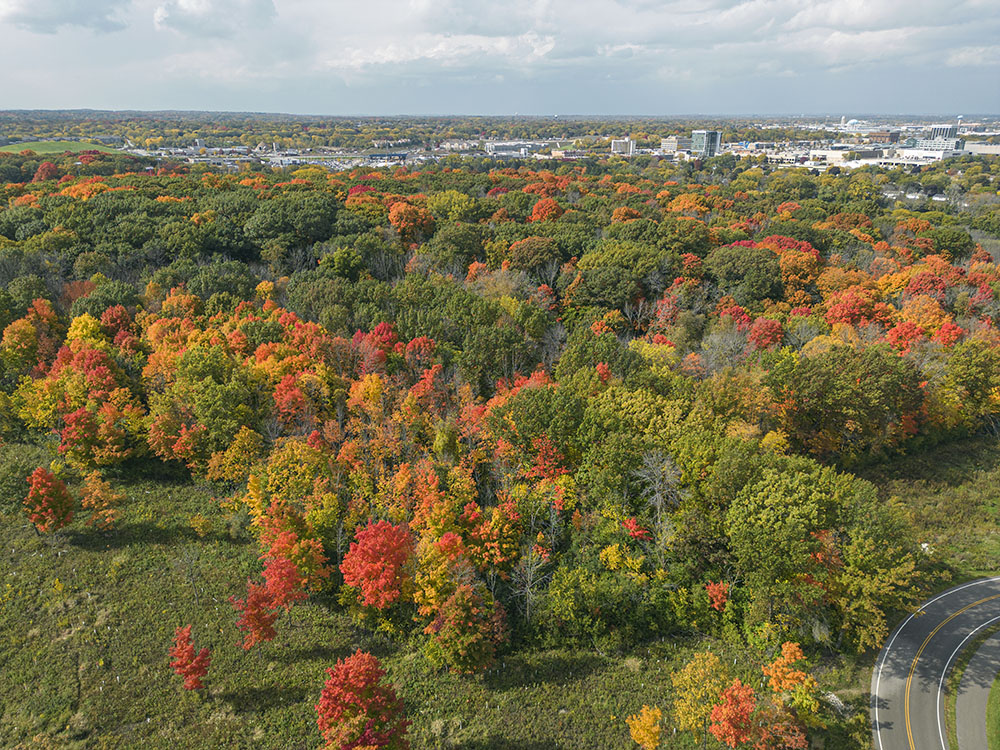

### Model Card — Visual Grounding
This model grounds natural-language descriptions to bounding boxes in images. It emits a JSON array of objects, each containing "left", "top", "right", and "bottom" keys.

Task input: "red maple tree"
[
  {"left": 24, "top": 467, "right": 74, "bottom": 533},
  {"left": 316, "top": 649, "right": 409, "bottom": 750},
  {"left": 340, "top": 520, "right": 413, "bottom": 610},
  {"left": 169, "top": 625, "right": 211, "bottom": 690}
]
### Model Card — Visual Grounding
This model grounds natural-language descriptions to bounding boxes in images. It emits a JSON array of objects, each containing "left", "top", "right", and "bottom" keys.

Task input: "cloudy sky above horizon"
[{"left": 1, "top": 0, "right": 998, "bottom": 115}]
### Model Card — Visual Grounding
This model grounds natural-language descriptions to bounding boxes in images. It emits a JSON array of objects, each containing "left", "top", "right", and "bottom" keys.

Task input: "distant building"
[
  {"left": 966, "top": 142, "right": 1000, "bottom": 156},
  {"left": 691, "top": 130, "right": 721, "bottom": 158},
  {"left": 904, "top": 137, "right": 965, "bottom": 150},
  {"left": 868, "top": 130, "right": 900, "bottom": 144},
  {"left": 660, "top": 136, "right": 693, "bottom": 152},
  {"left": 485, "top": 141, "right": 547, "bottom": 157},
  {"left": 930, "top": 124, "right": 958, "bottom": 139},
  {"left": 810, "top": 147, "right": 883, "bottom": 164},
  {"left": 610, "top": 138, "right": 635, "bottom": 156}
]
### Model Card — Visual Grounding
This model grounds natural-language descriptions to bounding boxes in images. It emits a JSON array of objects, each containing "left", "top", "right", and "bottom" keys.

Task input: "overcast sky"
[{"left": 1, "top": 0, "right": 998, "bottom": 115}]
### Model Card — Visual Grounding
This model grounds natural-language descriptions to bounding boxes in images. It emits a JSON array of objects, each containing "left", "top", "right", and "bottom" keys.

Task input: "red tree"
[
  {"left": 316, "top": 649, "right": 409, "bottom": 750},
  {"left": 340, "top": 520, "right": 414, "bottom": 610},
  {"left": 528, "top": 198, "right": 564, "bottom": 223},
  {"left": 706, "top": 581, "right": 730, "bottom": 612},
  {"left": 709, "top": 678, "right": 757, "bottom": 747},
  {"left": 748, "top": 318, "right": 784, "bottom": 350},
  {"left": 230, "top": 580, "right": 280, "bottom": 650},
  {"left": 263, "top": 553, "right": 307, "bottom": 611},
  {"left": 24, "top": 467, "right": 74, "bottom": 533},
  {"left": 32, "top": 161, "right": 59, "bottom": 182},
  {"left": 169, "top": 625, "right": 211, "bottom": 690}
]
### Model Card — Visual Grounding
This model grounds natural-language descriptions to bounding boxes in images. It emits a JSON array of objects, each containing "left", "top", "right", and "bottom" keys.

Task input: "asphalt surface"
[
  {"left": 871, "top": 577, "right": 1000, "bottom": 750},
  {"left": 956, "top": 632, "right": 1000, "bottom": 749}
]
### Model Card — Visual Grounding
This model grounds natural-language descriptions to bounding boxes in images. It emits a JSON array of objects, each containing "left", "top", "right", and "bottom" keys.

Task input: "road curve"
[
  {"left": 956, "top": 632, "right": 1000, "bottom": 749},
  {"left": 871, "top": 577, "right": 1000, "bottom": 750}
]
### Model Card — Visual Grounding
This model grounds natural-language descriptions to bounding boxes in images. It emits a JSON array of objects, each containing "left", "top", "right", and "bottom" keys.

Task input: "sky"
[{"left": 0, "top": 0, "right": 998, "bottom": 115}]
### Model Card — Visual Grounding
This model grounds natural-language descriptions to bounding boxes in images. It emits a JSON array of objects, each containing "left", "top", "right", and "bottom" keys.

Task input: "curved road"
[{"left": 872, "top": 577, "right": 1000, "bottom": 750}]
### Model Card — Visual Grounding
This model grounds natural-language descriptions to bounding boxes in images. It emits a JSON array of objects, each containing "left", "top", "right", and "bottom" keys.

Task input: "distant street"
[{"left": 872, "top": 577, "right": 1000, "bottom": 750}]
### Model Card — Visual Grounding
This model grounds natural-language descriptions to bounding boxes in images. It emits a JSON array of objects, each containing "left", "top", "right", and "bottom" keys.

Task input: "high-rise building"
[
  {"left": 610, "top": 137, "right": 635, "bottom": 156},
  {"left": 930, "top": 124, "right": 958, "bottom": 139},
  {"left": 661, "top": 136, "right": 693, "bottom": 152},
  {"left": 691, "top": 130, "right": 721, "bottom": 158}
]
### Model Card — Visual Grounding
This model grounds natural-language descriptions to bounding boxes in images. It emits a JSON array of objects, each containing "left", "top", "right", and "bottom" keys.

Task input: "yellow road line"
[{"left": 905, "top": 594, "right": 1000, "bottom": 749}]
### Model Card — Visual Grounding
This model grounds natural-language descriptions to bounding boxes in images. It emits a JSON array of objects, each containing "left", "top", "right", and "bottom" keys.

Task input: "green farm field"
[{"left": 0, "top": 140, "right": 119, "bottom": 155}]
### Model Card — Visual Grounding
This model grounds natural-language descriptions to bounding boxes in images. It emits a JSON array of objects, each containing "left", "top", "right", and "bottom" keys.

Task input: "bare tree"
[
  {"left": 633, "top": 450, "right": 683, "bottom": 559},
  {"left": 510, "top": 546, "right": 550, "bottom": 624}
]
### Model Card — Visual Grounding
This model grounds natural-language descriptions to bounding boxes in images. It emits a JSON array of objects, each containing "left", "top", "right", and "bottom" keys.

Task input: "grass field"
[
  {"left": 859, "top": 435, "right": 1000, "bottom": 581},
  {"left": 0, "top": 140, "right": 119, "bottom": 154},
  {"left": 988, "top": 669, "right": 1000, "bottom": 750}
]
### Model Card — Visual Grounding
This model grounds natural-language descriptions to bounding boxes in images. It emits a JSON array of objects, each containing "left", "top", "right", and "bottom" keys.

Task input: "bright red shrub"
[
  {"left": 340, "top": 520, "right": 414, "bottom": 610},
  {"left": 169, "top": 625, "right": 211, "bottom": 690},
  {"left": 709, "top": 679, "right": 757, "bottom": 747},
  {"left": 24, "top": 467, "right": 74, "bottom": 533},
  {"left": 315, "top": 649, "right": 409, "bottom": 750},
  {"left": 230, "top": 580, "right": 280, "bottom": 650}
]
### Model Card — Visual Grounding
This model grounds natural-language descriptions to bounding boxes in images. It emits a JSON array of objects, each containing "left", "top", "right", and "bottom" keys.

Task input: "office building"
[
  {"left": 611, "top": 138, "right": 635, "bottom": 156},
  {"left": 691, "top": 130, "right": 721, "bottom": 158},
  {"left": 661, "top": 136, "right": 693, "bottom": 152},
  {"left": 930, "top": 124, "right": 958, "bottom": 139}
]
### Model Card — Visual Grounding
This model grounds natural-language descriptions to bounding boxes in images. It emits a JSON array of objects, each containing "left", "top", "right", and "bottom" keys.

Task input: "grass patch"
[
  {"left": 0, "top": 140, "right": 119, "bottom": 154},
  {"left": 858, "top": 435, "right": 1000, "bottom": 580},
  {"left": 989, "top": 669, "right": 1000, "bottom": 750}
]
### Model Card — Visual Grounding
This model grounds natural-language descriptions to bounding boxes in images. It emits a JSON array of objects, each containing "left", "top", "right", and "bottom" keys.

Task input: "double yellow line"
[{"left": 903, "top": 593, "right": 1000, "bottom": 749}]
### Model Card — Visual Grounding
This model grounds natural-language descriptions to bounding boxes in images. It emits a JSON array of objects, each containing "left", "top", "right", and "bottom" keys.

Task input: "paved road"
[
  {"left": 956, "top": 632, "right": 1000, "bottom": 749},
  {"left": 871, "top": 577, "right": 1000, "bottom": 750}
]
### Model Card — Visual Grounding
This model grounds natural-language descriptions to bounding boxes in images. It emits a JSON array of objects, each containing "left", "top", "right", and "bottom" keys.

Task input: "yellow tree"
[
  {"left": 672, "top": 651, "right": 730, "bottom": 748},
  {"left": 626, "top": 705, "right": 662, "bottom": 750}
]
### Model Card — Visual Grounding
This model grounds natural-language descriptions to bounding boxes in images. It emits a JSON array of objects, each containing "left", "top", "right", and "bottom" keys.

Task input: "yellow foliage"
[
  {"left": 626, "top": 705, "right": 662, "bottom": 750},
  {"left": 672, "top": 651, "right": 729, "bottom": 734},
  {"left": 66, "top": 314, "right": 107, "bottom": 346}
]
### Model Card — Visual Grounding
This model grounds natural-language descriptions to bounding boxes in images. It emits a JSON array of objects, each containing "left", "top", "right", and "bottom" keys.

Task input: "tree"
[
  {"left": 262, "top": 553, "right": 307, "bottom": 611},
  {"left": 709, "top": 679, "right": 757, "bottom": 748},
  {"left": 423, "top": 583, "right": 505, "bottom": 674},
  {"left": 528, "top": 198, "right": 563, "bottom": 223},
  {"left": 340, "top": 520, "right": 414, "bottom": 610},
  {"left": 24, "top": 467, "right": 74, "bottom": 533},
  {"left": 626, "top": 704, "right": 662, "bottom": 750},
  {"left": 315, "top": 649, "right": 409, "bottom": 750},
  {"left": 168, "top": 625, "right": 211, "bottom": 690},
  {"left": 81, "top": 471, "right": 122, "bottom": 531},
  {"left": 706, "top": 244, "right": 782, "bottom": 308},
  {"left": 230, "top": 580, "right": 280, "bottom": 650},
  {"left": 672, "top": 651, "right": 730, "bottom": 747}
]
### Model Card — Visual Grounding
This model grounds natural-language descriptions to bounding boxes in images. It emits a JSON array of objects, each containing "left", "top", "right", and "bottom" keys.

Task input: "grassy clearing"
[
  {"left": 858, "top": 435, "right": 1000, "bottom": 581},
  {"left": 989, "top": 670, "right": 1000, "bottom": 750},
  {"left": 0, "top": 140, "right": 119, "bottom": 154}
]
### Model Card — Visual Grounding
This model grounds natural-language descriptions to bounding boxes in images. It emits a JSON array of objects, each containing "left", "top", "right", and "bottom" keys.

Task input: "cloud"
[
  {"left": 325, "top": 32, "right": 557, "bottom": 72},
  {"left": 947, "top": 45, "right": 1000, "bottom": 67},
  {"left": 0, "top": 0, "right": 997, "bottom": 113},
  {"left": 153, "top": 0, "right": 276, "bottom": 37},
  {"left": 0, "top": 0, "right": 130, "bottom": 33}
]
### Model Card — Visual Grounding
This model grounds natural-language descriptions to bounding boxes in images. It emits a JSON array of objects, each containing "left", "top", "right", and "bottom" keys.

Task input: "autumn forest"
[{"left": 1, "top": 134, "right": 1000, "bottom": 749}]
